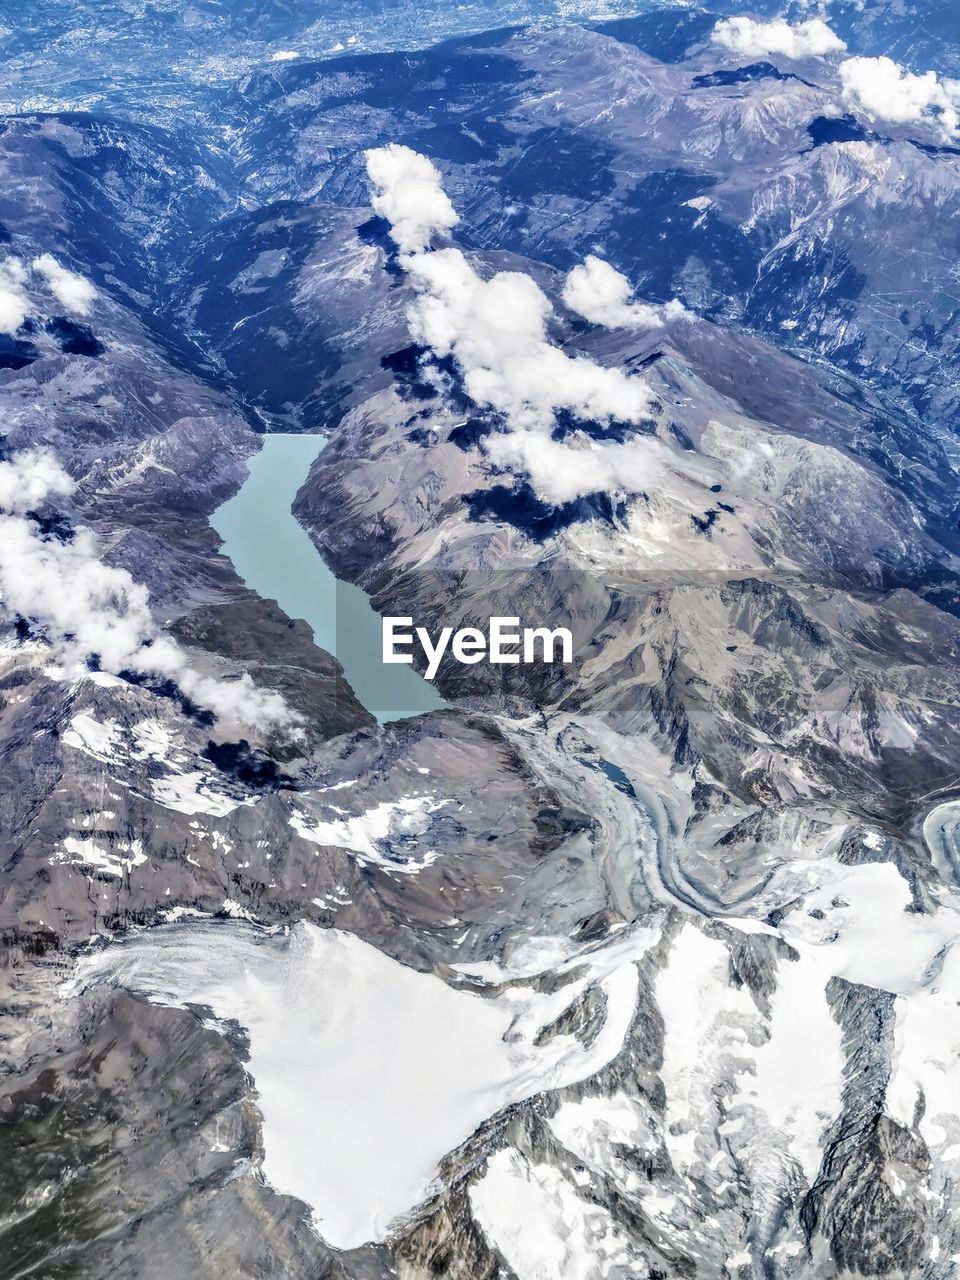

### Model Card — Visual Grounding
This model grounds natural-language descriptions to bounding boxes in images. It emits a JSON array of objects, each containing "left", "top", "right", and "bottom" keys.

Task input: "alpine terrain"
[{"left": 2, "top": 2, "right": 960, "bottom": 1277}]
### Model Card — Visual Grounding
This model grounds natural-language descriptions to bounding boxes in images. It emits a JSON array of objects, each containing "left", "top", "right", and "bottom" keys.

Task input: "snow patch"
[
  {"left": 470, "top": 1148, "right": 645, "bottom": 1280},
  {"left": 62, "top": 713, "right": 121, "bottom": 762},
  {"left": 151, "top": 771, "right": 247, "bottom": 818},
  {"left": 68, "top": 919, "right": 646, "bottom": 1250},
  {"left": 54, "top": 834, "right": 146, "bottom": 877},
  {"left": 289, "top": 794, "right": 447, "bottom": 870}
]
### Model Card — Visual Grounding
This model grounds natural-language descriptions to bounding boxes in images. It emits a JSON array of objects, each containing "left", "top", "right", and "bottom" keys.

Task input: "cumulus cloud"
[
  {"left": 365, "top": 145, "right": 674, "bottom": 503},
  {"left": 562, "top": 255, "right": 688, "bottom": 330},
  {"left": 0, "top": 451, "right": 294, "bottom": 731},
  {"left": 32, "top": 254, "right": 97, "bottom": 316},
  {"left": 0, "top": 258, "right": 30, "bottom": 334},
  {"left": 364, "top": 144, "right": 459, "bottom": 253},
  {"left": 0, "top": 448, "right": 74, "bottom": 513},
  {"left": 712, "top": 28, "right": 960, "bottom": 142},
  {"left": 711, "top": 16, "right": 846, "bottom": 60},
  {"left": 840, "top": 55, "right": 960, "bottom": 137},
  {"left": 485, "top": 431, "right": 668, "bottom": 508},
  {"left": 404, "top": 247, "right": 655, "bottom": 432}
]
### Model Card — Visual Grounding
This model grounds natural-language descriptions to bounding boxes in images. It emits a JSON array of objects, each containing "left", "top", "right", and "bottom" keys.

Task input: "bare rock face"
[{"left": 0, "top": 959, "right": 347, "bottom": 1280}]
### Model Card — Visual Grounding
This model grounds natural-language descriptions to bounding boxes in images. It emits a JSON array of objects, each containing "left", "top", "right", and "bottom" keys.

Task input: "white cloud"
[
  {"left": 363, "top": 144, "right": 459, "bottom": 254},
  {"left": 404, "top": 247, "right": 655, "bottom": 432},
  {"left": 0, "top": 258, "right": 30, "bottom": 334},
  {"left": 365, "top": 145, "right": 667, "bottom": 503},
  {"left": 562, "top": 255, "right": 688, "bottom": 330},
  {"left": 363, "top": 141, "right": 686, "bottom": 499},
  {"left": 32, "top": 253, "right": 97, "bottom": 316},
  {"left": 0, "top": 451, "right": 294, "bottom": 731},
  {"left": 711, "top": 17, "right": 846, "bottom": 60},
  {"left": 0, "top": 448, "right": 74, "bottom": 513},
  {"left": 839, "top": 55, "right": 960, "bottom": 138},
  {"left": 485, "top": 431, "right": 667, "bottom": 507}
]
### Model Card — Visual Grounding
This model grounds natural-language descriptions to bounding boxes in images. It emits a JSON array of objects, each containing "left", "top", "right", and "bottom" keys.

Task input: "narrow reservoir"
[{"left": 211, "top": 433, "right": 445, "bottom": 723}]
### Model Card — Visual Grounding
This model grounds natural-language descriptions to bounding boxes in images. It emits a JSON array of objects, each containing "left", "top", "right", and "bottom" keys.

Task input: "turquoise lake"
[{"left": 211, "top": 434, "right": 446, "bottom": 723}]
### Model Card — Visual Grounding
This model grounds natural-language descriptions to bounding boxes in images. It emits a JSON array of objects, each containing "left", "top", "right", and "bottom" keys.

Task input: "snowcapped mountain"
[{"left": 2, "top": 5, "right": 960, "bottom": 1279}]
